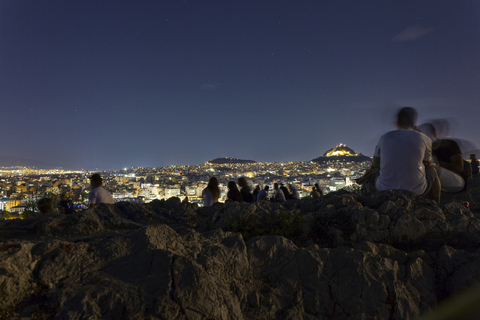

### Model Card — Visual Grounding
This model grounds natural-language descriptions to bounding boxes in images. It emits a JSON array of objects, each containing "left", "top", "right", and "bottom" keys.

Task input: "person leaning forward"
[{"left": 365, "top": 107, "right": 441, "bottom": 203}]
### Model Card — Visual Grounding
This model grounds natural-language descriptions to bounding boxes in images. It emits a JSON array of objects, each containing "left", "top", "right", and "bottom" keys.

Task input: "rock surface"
[{"left": 1, "top": 177, "right": 480, "bottom": 319}]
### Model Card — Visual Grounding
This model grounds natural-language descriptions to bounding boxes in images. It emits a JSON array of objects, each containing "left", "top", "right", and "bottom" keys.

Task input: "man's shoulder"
[{"left": 380, "top": 129, "right": 430, "bottom": 143}]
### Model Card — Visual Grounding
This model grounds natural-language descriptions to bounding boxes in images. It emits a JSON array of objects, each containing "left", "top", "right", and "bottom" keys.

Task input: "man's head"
[
  {"left": 264, "top": 185, "right": 270, "bottom": 191},
  {"left": 417, "top": 123, "right": 437, "bottom": 141},
  {"left": 395, "top": 107, "right": 417, "bottom": 129},
  {"left": 274, "top": 183, "right": 279, "bottom": 190},
  {"left": 471, "top": 154, "right": 477, "bottom": 160},
  {"left": 90, "top": 173, "right": 103, "bottom": 189}
]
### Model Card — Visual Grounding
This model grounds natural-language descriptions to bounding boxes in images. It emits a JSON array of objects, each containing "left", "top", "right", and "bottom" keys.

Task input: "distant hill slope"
[
  {"left": 206, "top": 157, "right": 257, "bottom": 164},
  {"left": 311, "top": 154, "right": 372, "bottom": 163}
]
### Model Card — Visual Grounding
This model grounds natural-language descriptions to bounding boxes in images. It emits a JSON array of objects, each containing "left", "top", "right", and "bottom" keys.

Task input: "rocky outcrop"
[{"left": 1, "top": 179, "right": 480, "bottom": 319}]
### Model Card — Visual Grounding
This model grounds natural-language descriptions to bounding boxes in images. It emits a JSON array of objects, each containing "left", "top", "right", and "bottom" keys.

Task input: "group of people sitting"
[
  {"left": 202, "top": 177, "right": 301, "bottom": 207},
  {"left": 358, "top": 107, "right": 478, "bottom": 203}
]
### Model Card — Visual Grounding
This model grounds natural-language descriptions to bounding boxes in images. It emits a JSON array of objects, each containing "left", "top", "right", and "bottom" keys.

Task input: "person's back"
[
  {"left": 89, "top": 174, "right": 114, "bottom": 207},
  {"left": 227, "top": 181, "right": 243, "bottom": 202},
  {"left": 240, "top": 188, "right": 253, "bottom": 203},
  {"left": 280, "top": 185, "right": 290, "bottom": 200},
  {"left": 257, "top": 186, "right": 269, "bottom": 201},
  {"left": 203, "top": 177, "right": 220, "bottom": 207},
  {"left": 89, "top": 186, "right": 115, "bottom": 205},
  {"left": 418, "top": 123, "right": 465, "bottom": 193},
  {"left": 310, "top": 187, "right": 321, "bottom": 198},
  {"left": 375, "top": 129, "right": 432, "bottom": 194}
]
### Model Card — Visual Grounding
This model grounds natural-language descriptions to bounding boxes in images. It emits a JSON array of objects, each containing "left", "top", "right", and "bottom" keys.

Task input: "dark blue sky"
[{"left": 1, "top": 1, "right": 479, "bottom": 170}]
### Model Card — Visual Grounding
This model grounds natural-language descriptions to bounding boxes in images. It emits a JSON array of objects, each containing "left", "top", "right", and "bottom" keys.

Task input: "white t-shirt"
[
  {"left": 89, "top": 187, "right": 115, "bottom": 205},
  {"left": 374, "top": 129, "right": 432, "bottom": 195}
]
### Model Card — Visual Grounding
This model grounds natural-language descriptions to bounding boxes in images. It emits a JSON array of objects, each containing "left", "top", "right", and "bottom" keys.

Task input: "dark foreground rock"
[{"left": 2, "top": 180, "right": 480, "bottom": 319}]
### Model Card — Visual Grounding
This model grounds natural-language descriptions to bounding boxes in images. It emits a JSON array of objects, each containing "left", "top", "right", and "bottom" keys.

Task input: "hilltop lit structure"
[
  {"left": 312, "top": 144, "right": 371, "bottom": 164},
  {"left": 322, "top": 144, "right": 359, "bottom": 157}
]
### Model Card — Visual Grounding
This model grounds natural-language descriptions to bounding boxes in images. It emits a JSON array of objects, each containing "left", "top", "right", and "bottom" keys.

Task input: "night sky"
[{"left": 1, "top": 1, "right": 479, "bottom": 170}]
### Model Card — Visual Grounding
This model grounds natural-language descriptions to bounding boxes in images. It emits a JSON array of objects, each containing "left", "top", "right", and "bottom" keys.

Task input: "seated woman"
[
  {"left": 237, "top": 177, "right": 254, "bottom": 203},
  {"left": 227, "top": 181, "right": 243, "bottom": 203},
  {"left": 202, "top": 177, "right": 220, "bottom": 207}
]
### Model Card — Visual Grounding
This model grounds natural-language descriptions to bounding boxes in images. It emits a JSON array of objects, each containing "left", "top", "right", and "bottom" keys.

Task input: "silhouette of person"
[
  {"left": 280, "top": 183, "right": 290, "bottom": 200},
  {"left": 274, "top": 183, "right": 286, "bottom": 203},
  {"left": 314, "top": 183, "right": 324, "bottom": 196},
  {"left": 289, "top": 184, "right": 299, "bottom": 199},
  {"left": 371, "top": 107, "right": 440, "bottom": 203},
  {"left": 237, "top": 177, "right": 253, "bottom": 203},
  {"left": 202, "top": 177, "right": 220, "bottom": 207},
  {"left": 310, "top": 187, "right": 321, "bottom": 198},
  {"left": 257, "top": 185, "right": 269, "bottom": 201},
  {"left": 227, "top": 181, "right": 243, "bottom": 202},
  {"left": 418, "top": 123, "right": 465, "bottom": 193},
  {"left": 89, "top": 174, "right": 115, "bottom": 207},
  {"left": 37, "top": 198, "right": 53, "bottom": 215}
]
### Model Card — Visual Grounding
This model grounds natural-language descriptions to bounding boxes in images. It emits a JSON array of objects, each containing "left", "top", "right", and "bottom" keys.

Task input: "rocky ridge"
[{"left": 1, "top": 177, "right": 480, "bottom": 319}]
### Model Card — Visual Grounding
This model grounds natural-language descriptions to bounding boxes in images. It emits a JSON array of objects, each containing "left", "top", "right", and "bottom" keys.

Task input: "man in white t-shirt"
[
  {"left": 371, "top": 107, "right": 440, "bottom": 203},
  {"left": 89, "top": 174, "right": 115, "bottom": 207}
]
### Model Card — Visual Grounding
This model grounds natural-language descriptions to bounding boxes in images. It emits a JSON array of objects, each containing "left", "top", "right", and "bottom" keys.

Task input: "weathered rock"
[{"left": 1, "top": 178, "right": 480, "bottom": 319}]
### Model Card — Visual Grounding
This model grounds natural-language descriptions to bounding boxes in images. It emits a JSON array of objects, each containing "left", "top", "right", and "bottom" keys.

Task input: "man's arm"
[
  {"left": 438, "top": 154, "right": 464, "bottom": 175},
  {"left": 356, "top": 156, "right": 380, "bottom": 184}
]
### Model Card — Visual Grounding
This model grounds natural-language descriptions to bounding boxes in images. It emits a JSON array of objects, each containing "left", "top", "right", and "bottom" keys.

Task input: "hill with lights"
[{"left": 312, "top": 144, "right": 371, "bottom": 163}]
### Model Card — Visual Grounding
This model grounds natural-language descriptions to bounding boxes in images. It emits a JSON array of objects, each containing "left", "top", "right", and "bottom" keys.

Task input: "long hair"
[
  {"left": 237, "top": 177, "right": 250, "bottom": 192},
  {"left": 207, "top": 177, "right": 220, "bottom": 200},
  {"left": 228, "top": 181, "right": 239, "bottom": 192}
]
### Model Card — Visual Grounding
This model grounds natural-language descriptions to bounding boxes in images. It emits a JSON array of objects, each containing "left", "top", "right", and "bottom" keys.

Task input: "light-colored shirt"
[
  {"left": 374, "top": 129, "right": 432, "bottom": 195},
  {"left": 257, "top": 189, "right": 268, "bottom": 201},
  {"left": 89, "top": 187, "right": 115, "bottom": 205},
  {"left": 202, "top": 188, "right": 217, "bottom": 207},
  {"left": 275, "top": 188, "right": 286, "bottom": 202}
]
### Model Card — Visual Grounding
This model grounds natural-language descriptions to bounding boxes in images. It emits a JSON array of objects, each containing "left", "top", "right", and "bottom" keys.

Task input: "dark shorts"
[{"left": 421, "top": 166, "right": 436, "bottom": 196}]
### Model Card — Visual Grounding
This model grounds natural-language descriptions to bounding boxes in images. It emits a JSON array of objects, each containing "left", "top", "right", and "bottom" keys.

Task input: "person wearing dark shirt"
[
  {"left": 237, "top": 177, "right": 254, "bottom": 203},
  {"left": 289, "top": 184, "right": 299, "bottom": 199},
  {"left": 471, "top": 154, "right": 479, "bottom": 175},
  {"left": 227, "top": 181, "right": 243, "bottom": 202},
  {"left": 419, "top": 123, "right": 465, "bottom": 192},
  {"left": 279, "top": 184, "right": 290, "bottom": 200},
  {"left": 253, "top": 185, "right": 261, "bottom": 201},
  {"left": 314, "top": 183, "right": 324, "bottom": 196}
]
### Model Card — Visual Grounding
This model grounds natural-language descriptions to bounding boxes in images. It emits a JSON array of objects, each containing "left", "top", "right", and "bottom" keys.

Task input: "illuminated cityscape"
[{"left": 0, "top": 146, "right": 372, "bottom": 217}]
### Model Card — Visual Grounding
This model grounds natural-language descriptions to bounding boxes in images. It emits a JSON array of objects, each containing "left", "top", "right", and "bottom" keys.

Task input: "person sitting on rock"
[
  {"left": 273, "top": 183, "right": 286, "bottom": 203},
  {"left": 314, "top": 183, "right": 324, "bottom": 196},
  {"left": 37, "top": 198, "right": 53, "bottom": 215},
  {"left": 418, "top": 123, "right": 466, "bottom": 193},
  {"left": 470, "top": 154, "right": 479, "bottom": 175},
  {"left": 289, "top": 184, "right": 299, "bottom": 199},
  {"left": 89, "top": 174, "right": 115, "bottom": 207},
  {"left": 256, "top": 185, "right": 269, "bottom": 202},
  {"left": 237, "top": 177, "right": 253, "bottom": 203},
  {"left": 202, "top": 177, "right": 220, "bottom": 207},
  {"left": 310, "top": 187, "right": 321, "bottom": 199},
  {"left": 280, "top": 183, "right": 290, "bottom": 200},
  {"left": 226, "top": 181, "right": 243, "bottom": 203},
  {"left": 369, "top": 107, "right": 440, "bottom": 203}
]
